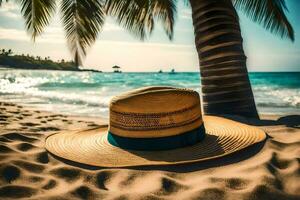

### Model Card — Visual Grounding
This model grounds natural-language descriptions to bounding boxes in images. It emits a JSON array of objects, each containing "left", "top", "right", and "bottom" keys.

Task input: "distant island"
[{"left": 0, "top": 48, "right": 102, "bottom": 72}]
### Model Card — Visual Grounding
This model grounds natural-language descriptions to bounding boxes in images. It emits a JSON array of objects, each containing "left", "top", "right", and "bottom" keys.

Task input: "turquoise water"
[{"left": 0, "top": 69, "right": 299, "bottom": 117}]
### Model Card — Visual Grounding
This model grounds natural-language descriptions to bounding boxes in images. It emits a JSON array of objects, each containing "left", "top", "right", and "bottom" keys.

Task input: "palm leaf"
[
  {"left": 19, "top": 0, "right": 56, "bottom": 40},
  {"left": 60, "top": 0, "right": 105, "bottom": 66},
  {"left": 105, "top": 0, "right": 152, "bottom": 39},
  {"left": 105, "top": 0, "right": 176, "bottom": 40},
  {"left": 233, "top": 0, "right": 294, "bottom": 41},
  {"left": 0, "top": 0, "right": 8, "bottom": 6},
  {"left": 151, "top": 0, "right": 177, "bottom": 39}
]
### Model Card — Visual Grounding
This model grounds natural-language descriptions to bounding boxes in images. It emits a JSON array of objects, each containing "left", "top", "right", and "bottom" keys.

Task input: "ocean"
[{"left": 0, "top": 69, "right": 299, "bottom": 118}]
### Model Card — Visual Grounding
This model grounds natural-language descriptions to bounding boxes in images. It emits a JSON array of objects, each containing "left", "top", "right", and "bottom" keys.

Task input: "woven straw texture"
[
  {"left": 45, "top": 116, "right": 266, "bottom": 167},
  {"left": 109, "top": 86, "right": 202, "bottom": 138}
]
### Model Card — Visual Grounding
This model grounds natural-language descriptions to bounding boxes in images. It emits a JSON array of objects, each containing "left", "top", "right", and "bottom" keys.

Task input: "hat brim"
[{"left": 45, "top": 116, "right": 266, "bottom": 167}]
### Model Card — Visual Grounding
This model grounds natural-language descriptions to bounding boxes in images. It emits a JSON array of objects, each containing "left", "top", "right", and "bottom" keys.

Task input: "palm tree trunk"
[{"left": 189, "top": 0, "right": 259, "bottom": 119}]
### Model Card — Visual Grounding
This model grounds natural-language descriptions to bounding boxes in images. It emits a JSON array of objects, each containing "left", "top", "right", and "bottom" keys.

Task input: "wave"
[
  {"left": 0, "top": 79, "right": 111, "bottom": 108},
  {"left": 257, "top": 102, "right": 297, "bottom": 108},
  {"left": 0, "top": 69, "right": 299, "bottom": 117},
  {"left": 252, "top": 84, "right": 300, "bottom": 108},
  {"left": 39, "top": 82, "right": 101, "bottom": 88},
  {"left": 265, "top": 90, "right": 300, "bottom": 107},
  {"left": 0, "top": 89, "right": 111, "bottom": 108}
]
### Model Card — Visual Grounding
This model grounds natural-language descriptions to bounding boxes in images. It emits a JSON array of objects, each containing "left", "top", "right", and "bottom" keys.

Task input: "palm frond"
[
  {"left": 61, "top": 0, "right": 105, "bottom": 66},
  {"left": 105, "top": 0, "right": 152, "bottom": 39},
  {"left": 151, "top": 0, "right": 177, "bottom": 39},
  {"left": 0, "top": 0, "right": 8, "bottom": 6},
  {"left": 19, "top": 0, "right": 56, "bottom": 40},
  {"left": 105, "top": 0, "right": 176, "bottom": 40},
  {"left": 233, "top": 0, "right": 294, "bottom": 41}
]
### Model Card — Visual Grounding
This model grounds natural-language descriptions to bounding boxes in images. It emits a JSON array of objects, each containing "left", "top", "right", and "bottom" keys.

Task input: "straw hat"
[{"left": 45, "top": 86, "right": 266, "bottom": 167}]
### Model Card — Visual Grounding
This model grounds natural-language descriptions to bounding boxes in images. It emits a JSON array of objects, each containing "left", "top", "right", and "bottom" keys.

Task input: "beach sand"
[{"left": 0, "top": 101, "right": 299, "bottom": 200}]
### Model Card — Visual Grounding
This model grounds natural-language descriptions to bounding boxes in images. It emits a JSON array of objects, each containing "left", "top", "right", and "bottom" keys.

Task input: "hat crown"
[{"left": 109, "top": 87, "right": 203, "bottom": 138}]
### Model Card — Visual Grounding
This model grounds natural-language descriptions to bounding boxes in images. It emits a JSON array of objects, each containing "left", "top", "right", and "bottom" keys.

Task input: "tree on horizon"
[{"left": 0, "top": 0, "right": 294, "bottom": 118}]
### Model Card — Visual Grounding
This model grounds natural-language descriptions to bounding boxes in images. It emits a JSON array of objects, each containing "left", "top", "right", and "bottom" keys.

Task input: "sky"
[{"left": 0, "top": 0, "right": 299, "bottom": 72}]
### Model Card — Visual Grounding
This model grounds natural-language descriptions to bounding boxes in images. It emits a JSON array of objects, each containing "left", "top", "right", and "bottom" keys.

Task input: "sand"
[{"left": 0, "top": 101, "right": 299, "bottom": 200}]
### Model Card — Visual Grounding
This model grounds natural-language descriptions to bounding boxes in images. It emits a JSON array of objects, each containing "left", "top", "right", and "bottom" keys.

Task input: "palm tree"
[
  {"left": 0, "top": 0, "right": 105, "bottom": 66},
  {"left": 0, "top": 0, "right": 294, "bottom": 118},
  {"left": 7, "top": 49, "right": 12, "bottom": 56},
  {"left": 105, "top": 0, "right": 294, "bottom": 118},
  {"left": 191, "top": 0, "right": 294, "bottom": 118}
]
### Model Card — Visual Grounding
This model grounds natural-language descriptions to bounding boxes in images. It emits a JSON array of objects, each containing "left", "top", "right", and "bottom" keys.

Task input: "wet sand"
[{"left": 0, "top": 102, "right": 299, "bottom": 199}]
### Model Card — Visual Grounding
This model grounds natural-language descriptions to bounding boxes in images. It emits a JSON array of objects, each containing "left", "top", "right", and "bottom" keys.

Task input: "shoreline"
[
  {"left": 1, "top": 70, "right": 299, "bottom": 118},
  {"left": 0, "top": 101, "right": 299, "bottom": 199},
  {"left": 0, "top": 66, "right": 103, "bottom": 73},
  {"left": 1, "top": 66, "right": 300, "bottom": 73},
  {"left": 0, "top": 98, "right": 297, "bottom": 120}
]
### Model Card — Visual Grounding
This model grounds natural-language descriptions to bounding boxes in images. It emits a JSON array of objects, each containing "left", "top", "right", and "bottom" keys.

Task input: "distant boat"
[
  {"left": 158, "top": 70, "right": 163, "bottom": 73},
  {"left": 112, "top": 65, "right": 122, "bottom": 73},
  {"left": 169, "top": 69, "right": 176, "bottom": 74}
]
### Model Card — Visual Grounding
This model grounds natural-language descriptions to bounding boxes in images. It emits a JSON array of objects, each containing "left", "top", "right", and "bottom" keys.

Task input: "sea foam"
[{"left": 0, "top": 69, "right": 299, "bottom": 116}]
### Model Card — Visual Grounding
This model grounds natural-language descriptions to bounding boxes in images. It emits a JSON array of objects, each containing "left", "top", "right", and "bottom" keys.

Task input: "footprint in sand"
[
  {"left": 35, "top": 151, "right": 49, "bottom": 164},
  {"left": 0, "top": 185, "right": 37, "bottom": 199},
  {"left": 0, "top": 164, "right": 21, "bottom": 183},
  {"left": 20, "top": 122, "right": 39, "bottom": 127},
  {"left": 71, "top": 186, "right": 95, "bottom": 200},
  {"left": 12, "top": 160, "right": 45, "bottom": 173},
  {"left": 28, "top": 175, "right": 44, "bottom": 183},
  {"left": 50, "top": 167, "right": 81, "bottom": 182},
  {"left": 38, "top": 127, "right": 60, "bottom": 131},
  {"left": 42, "top": 179, "right": 57, "bottom": 190},
  {"left": 2, "top": 132, "right": 37, "bottom": 143},
  {"left": 0, "top": 144, "right": 15, "bottom": 153},
  {"left": 16, "top": 142, "right": 36, "bottom": 152},
  {"left": 22, "top": 113, "right": 32, "bottom": 117},
  {"left": 95, "top": 170, "right": 114, "bottom": 190},
  {"left": 0, "top": 115, "right": 8, "bottom": 121}
]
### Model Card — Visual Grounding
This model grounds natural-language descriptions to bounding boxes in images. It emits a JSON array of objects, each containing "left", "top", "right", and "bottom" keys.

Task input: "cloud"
[
  {"left": 0, "top": 10, "right": 20, "bottom": 19},
  {"left": 97, "top": 40, "right": 194, "bottom": 49},
  {"left": 0, "top": 24, "right": 195, "bottom": 51},
  {"left": 0, "top": 26, "right": 65, "bottom": 43},
  {"left": 103, "top": 23, "right": 123, "bottom": 32},
  {"left": 0, "top": 1, "right": 18, "bottom": 11},
  {"left": 83, "top": 39, "right": 198, "bottom": 71},
  {"left": 0, "top": 1, "right": 21, "bottom": 19},
  {"left": 0, "top": 27, "right": 28, "bottom": 41}
]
